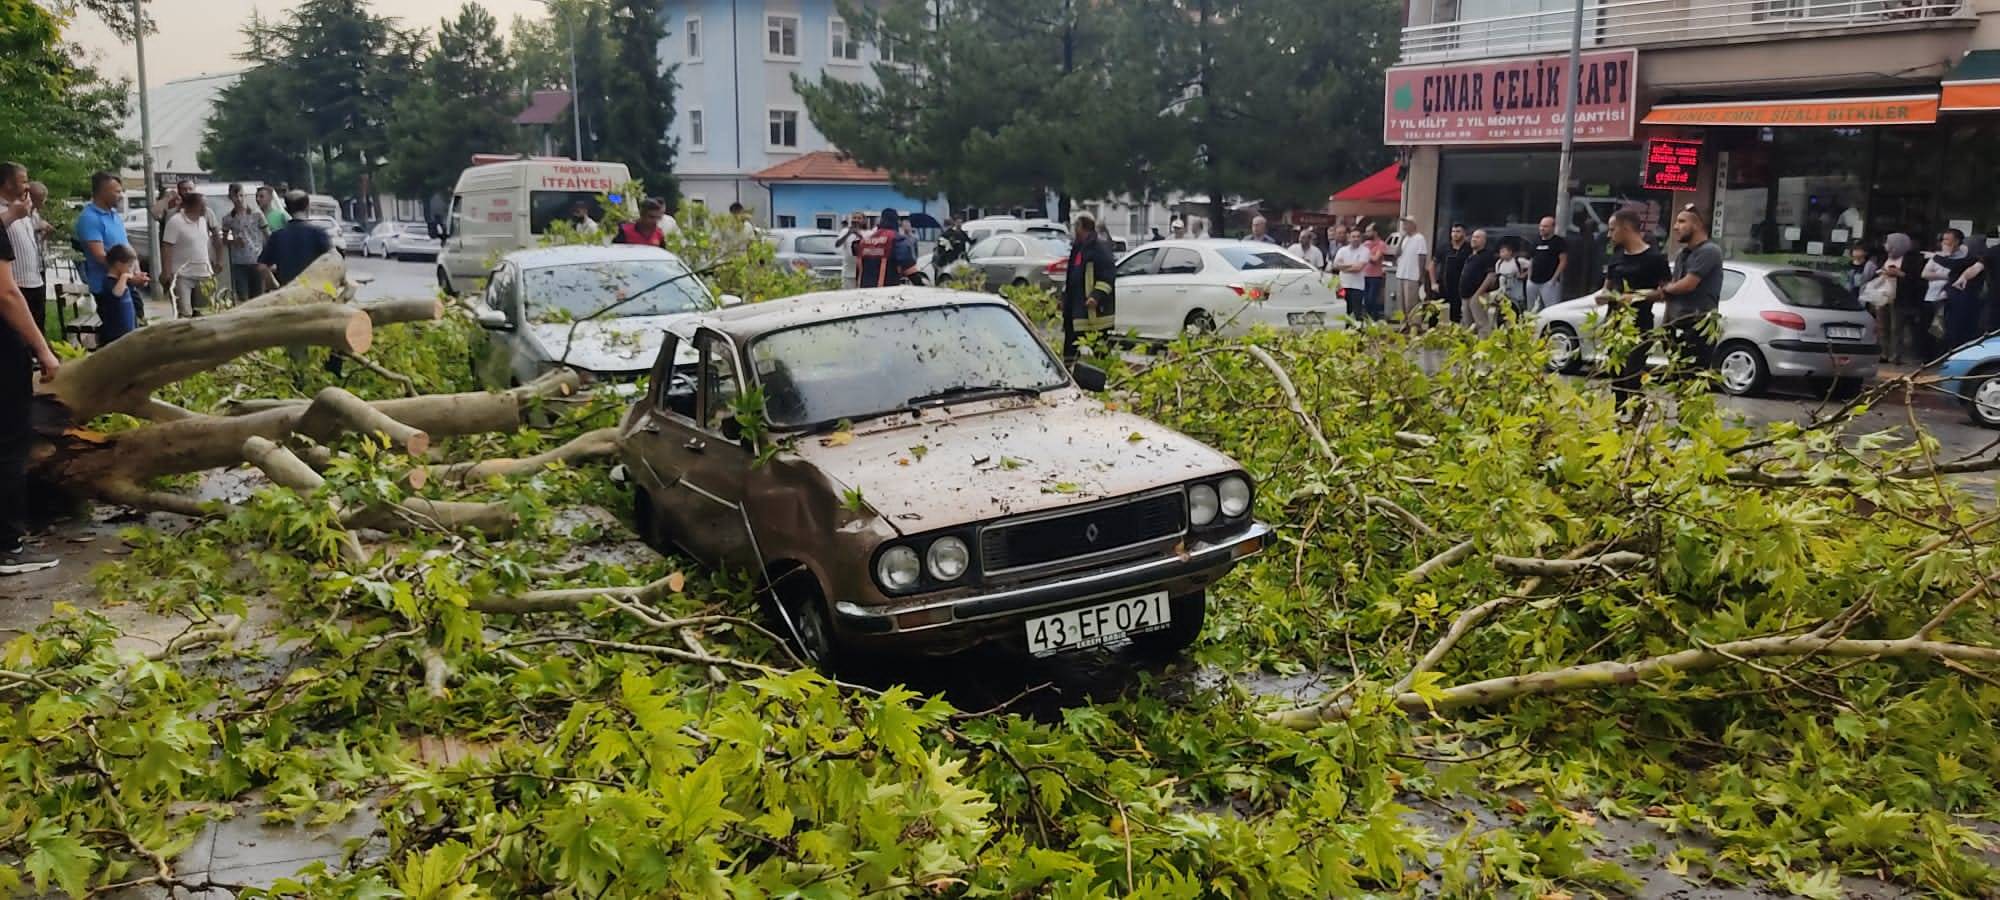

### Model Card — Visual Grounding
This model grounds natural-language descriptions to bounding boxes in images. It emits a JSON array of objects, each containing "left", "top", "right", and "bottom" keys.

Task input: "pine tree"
[
  {"left": 598, "top": 0, "right": 678, "bottom": 203},
  {"left": 383, "top": 4, "right": 518, "bottom": 198}
]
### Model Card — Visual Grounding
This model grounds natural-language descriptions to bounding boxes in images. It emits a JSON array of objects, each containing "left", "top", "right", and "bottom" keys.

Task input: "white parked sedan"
[
  {"left": 1113, "top": 239, "right": 1348, "bottom": 339},
  {"left": 1535, "top": 260, "right": 1878, "bottom": 396},
  {"left": 364, "top": 222, "right": 442, "bottom": 260}
]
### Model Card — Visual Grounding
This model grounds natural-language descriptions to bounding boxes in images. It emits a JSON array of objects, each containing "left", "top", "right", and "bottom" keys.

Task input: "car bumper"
[
  {"left": 832, "top": 521, "right": 1271, "bottom": 652},
  {"left": 1763, "top": 339, "right": 1879, "bottom": 379},
  {"left": 1228, "top": 302, "right": 1348, "bottom": 332}
]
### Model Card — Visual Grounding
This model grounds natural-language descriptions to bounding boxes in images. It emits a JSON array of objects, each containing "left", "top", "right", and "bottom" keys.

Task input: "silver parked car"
[
  {"left": 913, "top": 233, "right": 1071, "bottom": 290},
  {"left": 1536, "top": 260, "right": 1878, "bottom": 396},
  {"left": 469, "top": 245, "right": 737, "bottom": 387},
  {"left": 767, "top": 228, "right": 844, "bottom": 280}
]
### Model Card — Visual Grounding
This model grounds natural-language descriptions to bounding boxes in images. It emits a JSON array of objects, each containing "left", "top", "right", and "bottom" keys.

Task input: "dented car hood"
[
  {"left": 527, "top": 316, "right": 692, "bottom": 375},
  {"left": 787, "top": 393, "right": 1239, "bottom": 533}
]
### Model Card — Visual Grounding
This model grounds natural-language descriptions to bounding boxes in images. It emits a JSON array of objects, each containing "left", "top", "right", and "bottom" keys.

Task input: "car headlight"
[
  {"left": 1189, "top": 484, "right": 1219, "bottom": 527},
  {"left": 1219, "top": 476, "right": 1252, "bottom": 518},
  {"left": 926, "top": 536, "right": 970, "bottom": 581},
  {"left": 877, "top": 545, "right": 921, "bottom": 591}
]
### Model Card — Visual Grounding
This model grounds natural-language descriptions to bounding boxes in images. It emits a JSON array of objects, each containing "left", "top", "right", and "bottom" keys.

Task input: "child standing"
[{"left": 95, "top": 245, "right": 140, "bottom": 345}]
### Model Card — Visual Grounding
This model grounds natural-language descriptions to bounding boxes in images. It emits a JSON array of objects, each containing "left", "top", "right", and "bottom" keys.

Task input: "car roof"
[
  {"left": 674, "top": 288, "right": 1014, "bottom": 342},
  {"left": 1126, "top": 238, "right": 1287, "bottom": 252},
  {"left": 501, "top": 244, "right": 678, "bottom": 269}
]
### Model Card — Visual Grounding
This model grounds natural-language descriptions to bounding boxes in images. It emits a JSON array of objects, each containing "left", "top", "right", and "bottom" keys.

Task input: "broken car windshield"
[
  {"left": 523, "top": 260, "right": 714, "bottom": 322},
  {"left": 747, "top": 305, "right": 1067, "bottom": 428}
]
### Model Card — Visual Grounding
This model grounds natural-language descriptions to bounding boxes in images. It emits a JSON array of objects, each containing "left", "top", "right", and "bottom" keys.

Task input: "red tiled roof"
[
  {"left": 514, "top": 90, "right": 571, "bottom": 126},
  {"left": 752, "top": 150, "right": 892, "bottom": 183}
]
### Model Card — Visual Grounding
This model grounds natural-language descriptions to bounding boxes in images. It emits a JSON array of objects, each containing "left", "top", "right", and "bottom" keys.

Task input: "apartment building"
[{"left": 1391, "top": 0, "right": 2000, "bottom": 294}]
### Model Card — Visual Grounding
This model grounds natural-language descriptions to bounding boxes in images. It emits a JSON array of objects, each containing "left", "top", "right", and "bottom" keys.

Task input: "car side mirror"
[
  {"left": 720, "top": 293, "right": 745, "bottom": 307},
  {"left": 475, "top": 306, "right": 513, "bottom": 331},
  {"left": 1071, "top": 362, "right": 1108, "bottom": 392}
]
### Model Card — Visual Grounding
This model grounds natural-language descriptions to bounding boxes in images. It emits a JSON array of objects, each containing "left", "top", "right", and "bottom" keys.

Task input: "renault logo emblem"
[{"left": 1085, "top": 523, "right": 1101, "bottom": 543}]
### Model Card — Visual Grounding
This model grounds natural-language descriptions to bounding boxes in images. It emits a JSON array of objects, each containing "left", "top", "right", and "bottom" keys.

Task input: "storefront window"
[{"left": 1435, "top": 147, "right": 1659, "bottom": 294}]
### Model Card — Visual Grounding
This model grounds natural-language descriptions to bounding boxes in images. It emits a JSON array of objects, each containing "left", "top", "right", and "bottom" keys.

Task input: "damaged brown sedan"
[{"left": 618, "top": 287, "right": 1268, "bottom": 670}]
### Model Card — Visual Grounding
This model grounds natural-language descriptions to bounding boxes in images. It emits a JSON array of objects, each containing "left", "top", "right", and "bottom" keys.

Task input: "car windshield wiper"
[{"left": 905, "top": 383, "right": 1043, "bottom": 407}]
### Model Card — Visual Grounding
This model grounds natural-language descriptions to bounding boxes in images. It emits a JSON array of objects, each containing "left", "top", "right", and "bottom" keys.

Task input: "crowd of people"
[{"left": 1845, "top": 229, "right": 2000, "bottom": 365}]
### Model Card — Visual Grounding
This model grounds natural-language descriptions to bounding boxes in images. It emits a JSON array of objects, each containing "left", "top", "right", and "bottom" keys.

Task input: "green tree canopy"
[
  {"left": 0, "top": 0, "right": 135, "bottom": 203},
  {"left": 381, "top": 3, "right": 519, "bottom": 199},
  {"left": 597, "top": 0, "right": 679, "bottom": 203}
]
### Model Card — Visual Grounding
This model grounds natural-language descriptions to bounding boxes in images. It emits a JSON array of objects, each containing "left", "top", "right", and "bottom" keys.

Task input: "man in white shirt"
[
  {"left": 161, "top": 193, "right": 223, "bottom": 318},
  {"left": 2, "top": 176, "right": 46, "bottom": 335},
  {"left": 1331, "top": 229, "right": 1372, "bottom": 320},
  {"left": 1394, "top": 216, "right": 1430, "bottom": 328}
]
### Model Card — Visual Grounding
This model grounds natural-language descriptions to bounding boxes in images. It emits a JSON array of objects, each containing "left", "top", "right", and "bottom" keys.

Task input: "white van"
[{"left": 436, "top": 158, "right": 633, "bottom": 295}]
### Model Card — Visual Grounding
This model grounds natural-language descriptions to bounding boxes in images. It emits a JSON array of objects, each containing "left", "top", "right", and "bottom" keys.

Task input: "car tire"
[
  {"left": 436, "top": 266, "right": 454, "bottom": 296},
  {"left": 1543, "top": 323, "right": 1584, "bottom": 374},
  {"left": 1184, "top": 310, "right": 1216, "bottom": 335},
  {"left": 632, "top": 487, "right": 672, "bottom": 551},
  {"left": 1825, "top": 376, "right": 1866, "bottom": 401},
  {"left": 1715, "top": 340, "right": 1769, "bottom": 397},
  {"left": 779, "top": 577, "right": 844, "bottom": 676},
  {"left": 907, "top": 273, "right": 928, "bottom": 287},
  {"left": 1128, "top": 592, "right": 1206, "bottom": 659},
  {"left": 1967, "top": 364, "right": 2000, "bottom": 428},
  {"left": 1011, "top": 277, "right": 1030, "bottom": 289}
]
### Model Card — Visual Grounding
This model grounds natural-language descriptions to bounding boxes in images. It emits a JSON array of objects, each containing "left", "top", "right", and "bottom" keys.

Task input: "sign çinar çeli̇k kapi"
[{"left": 1383, "top": 48, "right": 1639, "bottom": 146}]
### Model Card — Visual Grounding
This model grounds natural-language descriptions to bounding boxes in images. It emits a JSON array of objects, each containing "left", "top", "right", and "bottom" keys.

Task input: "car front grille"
[{"left": 979, "top": 489, "right": 1187, "bottom": 575}]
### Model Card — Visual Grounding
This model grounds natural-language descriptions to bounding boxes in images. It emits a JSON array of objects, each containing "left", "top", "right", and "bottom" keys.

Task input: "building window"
[
  {"left": 777, "top": 214, "right": 798, "bottom": 228},
  {"left": 685, "top": 16, "right": 701, "bottom": 61},
  {"left": 815, "top": 213, "right": 836, "bottom": 230},
  {"left": 687, "top": 109, "right": 704, "bottom": 151},
  {"left": 830, "top": 18, "right": 861, "bottom": 62},
  {"left": 879, "top": 35, "right": 901, "bottom": 64},
  {"left": 768, "top": 109, "right": 799, "bottom": 149},
  {"left": 766, "top": 14, "right": 799, "bottom": 59}
]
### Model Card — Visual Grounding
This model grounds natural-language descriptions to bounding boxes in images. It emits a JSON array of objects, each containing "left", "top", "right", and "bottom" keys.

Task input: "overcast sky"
[{"left": 75, "top": 0, "right": 548, "bottom": 85}]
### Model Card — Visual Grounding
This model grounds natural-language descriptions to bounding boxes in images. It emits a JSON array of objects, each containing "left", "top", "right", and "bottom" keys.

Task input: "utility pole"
[
  {"left": 567, "top": 11, "right": 584, "bottom": 159},
  {"left": 133, "top": 0, "right": 161, "bottom": 299},
  {"left": 1553, "top": 0, "right": 1585, "bottom": 241}
]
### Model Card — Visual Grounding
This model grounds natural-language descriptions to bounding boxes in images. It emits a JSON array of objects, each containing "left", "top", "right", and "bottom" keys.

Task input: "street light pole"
[
  {"left": 565, "top": 11, "right": 584, "bottom": 159},
  {"left": 1553, "top": 0, "right": 1585, "bottom": 240},
  {"left": 133, "top": 0, "right": 161, "bottom": 298}
]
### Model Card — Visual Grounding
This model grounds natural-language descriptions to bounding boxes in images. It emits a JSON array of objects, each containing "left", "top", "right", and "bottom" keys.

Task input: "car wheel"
[
  {"left": 1543, "top": 323, "right": 1583, "bottom": 374},
  {"left": 632, "top": 487, "right": 671, "bottom": 551},
  {"left": 779, "top": 578, "right": 844, "bottom": 676},
  {"left": 1127, "top": 592, "right": 1206, "bottom": 659},
  {"left": 1968, "top": 364, "right": 2000, "bottom": 428},
  {"left": 1715, "top": 341, "right": 1769, "bottom": 396},
  {"left": 1011, "top": 277, "right": 1030, "bottom": 288},
  {"left": 1184, "top": 310, "right": 1216, "bottom": 335},
  {"left": 436, "top": 266, "right": 454, "bottom": 295}
]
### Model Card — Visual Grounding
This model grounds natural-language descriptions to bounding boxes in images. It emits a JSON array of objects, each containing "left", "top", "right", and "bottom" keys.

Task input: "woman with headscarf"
[{"left": 1878, "top": 232, "right": 1929, "bottom": 364}]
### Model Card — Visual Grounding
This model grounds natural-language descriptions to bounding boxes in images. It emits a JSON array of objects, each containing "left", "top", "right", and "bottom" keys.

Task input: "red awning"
[{"left": 1332, "top": 164, "right": 1401, "bottom": 203}]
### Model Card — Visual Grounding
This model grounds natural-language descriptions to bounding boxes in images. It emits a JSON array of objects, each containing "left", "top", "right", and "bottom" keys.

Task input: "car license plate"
[
  {"left": 1287, "top": 312, "right": 1324, "bottom": 328},
  {"left": 1026, "top": 592, "right": 1170, "bottom": 656},
  {"left": 1826, "top": 325, "right": 1864, "bottom": 340}
]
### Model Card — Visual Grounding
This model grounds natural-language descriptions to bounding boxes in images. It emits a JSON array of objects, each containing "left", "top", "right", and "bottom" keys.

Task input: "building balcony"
[{"left": 1400, "top": 0, "right": 1971, "bottom": 64}]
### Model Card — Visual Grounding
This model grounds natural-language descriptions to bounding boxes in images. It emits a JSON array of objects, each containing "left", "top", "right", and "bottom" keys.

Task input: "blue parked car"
[{"left": 1938, "top": 335, "right": 2000, "bottom": 428}]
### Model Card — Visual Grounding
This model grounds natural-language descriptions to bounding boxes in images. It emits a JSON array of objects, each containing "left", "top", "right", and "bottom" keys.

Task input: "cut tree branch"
[{"left": 1491, "top": 551, "right": 1646, "bottom": 577}]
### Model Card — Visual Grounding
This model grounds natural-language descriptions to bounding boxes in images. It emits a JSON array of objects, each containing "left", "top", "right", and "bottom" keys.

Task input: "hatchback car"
[
  {"left": 1536, "top": 260, "right": 1879, "bottom": 396},
  {"left": 1938, "top": 335, "right": 2000, "bottom": 427},
  {"left": 471, "top": 245, "right": 731, "bottom": 387},
  {"left": 1113, "top": 239, "right": 1348, "bottom": 338},
  {"left": 618, "top": 288, "right": 1269, "bottom": 669},
  {"left": 767, "top": 228, "right": 844, "bottom": 280},
  {"left": 365, "top": 222, "right": 442, "bottom": 260}
]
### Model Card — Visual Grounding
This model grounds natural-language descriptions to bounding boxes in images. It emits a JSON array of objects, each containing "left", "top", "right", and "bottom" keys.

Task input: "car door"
[
  {"left": 1154, "top": 246, "right": 1213, "bottom": 332},
  {"left": 983, "top": 236, "right": 1027, "bottom": 288},
  {"left": 1112, "top": 247, "right": 1165, "bottom": 337},
  {"left": 654, "top": 329, "right": 759, "bottom": 569},
  {"left": 626, "top": 332, "right": 699, "bottom": 551}
]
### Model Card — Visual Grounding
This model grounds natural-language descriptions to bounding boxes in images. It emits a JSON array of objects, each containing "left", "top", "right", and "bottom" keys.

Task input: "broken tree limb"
[
  {"left": 137, "top": 398, "right": 198, "bottom": 422},
  {"left": 1491, "top": 551, "right": 1647, "bottom": 577},
  {"left": 1240, "top": 345, "right": 1338, "bottom": 470},
  {"left": 1390, "top": 542, "right": 1611, "bottom": 696},
  {"left": 1367, "top": 496, "right": 1440, "bottom": 540},
  {"left": 469, "top": 573, "right": 683, "bottom": 615},
  {"left": 230, "top": 254, "right": 353, "bottom": 312},
  {"left": 95, "top": 479, "right": 226, "bottom": 519},
  {"left": 295, "top": 387, "right": 431, "bottom": 456},
  {"left": 47, "top": 304, "right": 373, "bottom": 421},
  {"left": 146, "top": 616, "right": 244, "bottom": 662},
  {"left": 424, "top": 428, "right": 621, "bottom": 486},
  {"left": 241, "top": 436, "right": 368, "bottom": 564},
  {"left": 347, "top": 354, "right": 421, "bottom": 396},
  {"left": 357, "top": 298, "right": 444, "bottom": 327},
  {"left": 344, "top": 498, "right": 516, "bottom": 538},
  {"left": 1269, "top": 635, "right": 2000, "bottom": 728},
  {"left": 1406, "top": 540, "right": 1476, "bottom": 585}
]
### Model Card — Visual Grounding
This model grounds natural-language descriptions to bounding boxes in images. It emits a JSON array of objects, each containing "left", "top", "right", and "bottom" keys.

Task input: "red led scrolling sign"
[{"left": 1643, "top": 138, "right": 1701, "bottom": 192}]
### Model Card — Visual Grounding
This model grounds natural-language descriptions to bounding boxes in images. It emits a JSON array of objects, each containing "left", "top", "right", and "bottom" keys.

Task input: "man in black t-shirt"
[
  {"left": 1528, "top": 216, "right": 1568, "bottom": 309},
  {"left": 1597, "top": 210, "right": 1671, "bottom": 413},
  {"left": 1431, "top": 224, "right": 1471, "bottom": 324},
  {"left": 256, "top": 191, "right": 331, "bottom": 290},
  {"left": 1456, "top": 229, "right": 1498, "bottom": 333}
]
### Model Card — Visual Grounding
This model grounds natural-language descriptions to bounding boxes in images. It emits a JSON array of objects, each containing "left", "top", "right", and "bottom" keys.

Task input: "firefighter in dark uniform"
[
  {"left": 1062, "top": 214, "right": 1116, "bottom": 363},
  {"left": 853, "top": 207, "right": 918, "bottom": 288}
]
